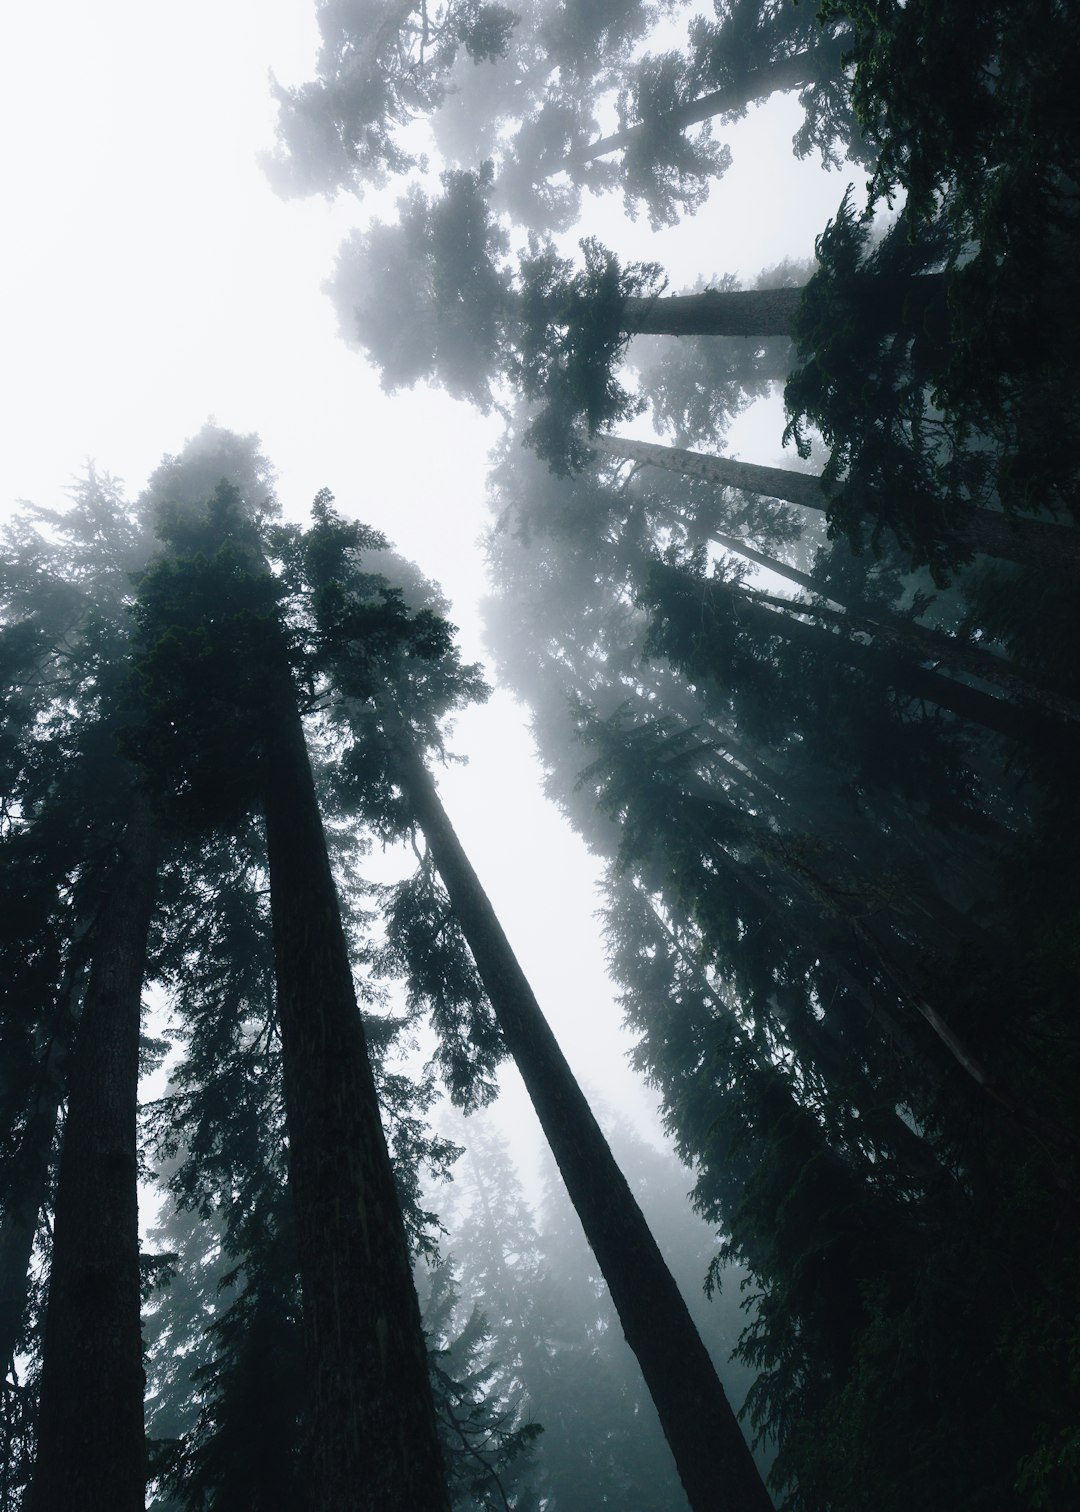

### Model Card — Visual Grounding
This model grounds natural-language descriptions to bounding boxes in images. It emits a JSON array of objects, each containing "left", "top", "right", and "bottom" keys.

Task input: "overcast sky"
[{"left": 1, "top": 1, "right": 858, "bottom": 1192}]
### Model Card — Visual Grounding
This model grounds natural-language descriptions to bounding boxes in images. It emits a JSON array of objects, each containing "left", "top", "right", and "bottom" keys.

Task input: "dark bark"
[
  {"left": 31, "top": 791, "right": 159, "bottom": 1512},
  {"left": 589, "top": 431, "right": 1080, "bottom": 573},
  {"left": 622, "top": 286, "right": 804, "bottom": 339},
  {"left": 387, "top": 716, "right": 773, "bottom": 1512},
  {"left": 0, "top": 929, "right": 89, "bottom": 1382},
  {"left": 723, "top": 585, "right": 1035, "bottom": 745},
  {"left": 568, "top": 52, "right": 818, "bottom": 167},
  {"left": 709, "top": 532, "right": 1080, "bottom": 722},
  {"left": 260, "top": 677, "right": 449, "bottom": 1512}
]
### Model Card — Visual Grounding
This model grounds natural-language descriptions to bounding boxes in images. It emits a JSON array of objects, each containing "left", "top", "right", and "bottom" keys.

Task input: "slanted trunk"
[
  {"left": 386, "top": 716, "right": 773, "bottom": 1512},
  {"left": 0, "top": 929, "right": 89, "bottom": 1381},
  {"left": 622, "top": 286, "right": 804, "bottom": 338},
  {"left": 711, "top": 532, "right": 1080, "bottom": 722},
  {"left": 31, "top": 791, "right": 159, "bottom": 1512},
  {"left": 260, "top": 674, "right": 449, "bottom": 1512},
  {"left": 728, "top": 582, "right": 1040, "bottom": 745},
  {"left": 568, "top": 51, "right": 818, "bottom": 167},
  {"left": 588, "top": 431, "right": 1080, "bottom": 574}
]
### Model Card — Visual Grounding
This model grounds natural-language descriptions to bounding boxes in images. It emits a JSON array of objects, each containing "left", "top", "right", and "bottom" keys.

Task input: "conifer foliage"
[{"left": 6, "top": 3, "right": 1080, "bottom": 1510}]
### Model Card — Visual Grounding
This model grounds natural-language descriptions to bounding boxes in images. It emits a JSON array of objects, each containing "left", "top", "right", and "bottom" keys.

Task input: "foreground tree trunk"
[
  {"left": 31, "top": 791, "right": 159, "bottom": 1512},
  {"left": 386, "top": 714, "right": 773, "bottom": 1512},
  {"left": 260, "top": 673, "right": 449, "bottom": 1512},
  {"left": 588, "top": 431, "right": 1080, "bottom": 573},
  {"left": 0, "top": 931, "right": 89, "bottom": 1383}
]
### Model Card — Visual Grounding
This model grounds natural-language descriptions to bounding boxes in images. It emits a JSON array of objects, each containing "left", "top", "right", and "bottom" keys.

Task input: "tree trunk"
[
  {"left": 622, "top": 287, "right": 804, "bottom": 338},
  {"left": 710, "top": 532, "right": 1080, "bottom": 722},
  {"left": 31, "top": 791, "right": 159, "bottom": 1512},
  {"left": 569, "top": 52, "right": 818, "bottom": 167},
  {"left": 588, "top": 431, "right": 1080, "bottom": 574},
  {"left": 386, "top": 716, "right": 773, "bottom": 1512},
  {"left": 260, "top": 675, "right": 449, "bottom": 1512},
  {"left": 732, "top": 584, "right": 1039, "bottom": 745},
  {"left": 0, "top": 928, "right": 89, "bottom": 1382}
]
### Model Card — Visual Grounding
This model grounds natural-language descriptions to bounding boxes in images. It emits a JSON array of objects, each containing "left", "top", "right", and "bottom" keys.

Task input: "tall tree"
[
  {"left": 127, "top": 433, "right": 451, "bottom": 1512},
  {"left": 0, "top": 474, "right": 161, "bottom": 1511},
  {"left": 31, "top": 792, "right": 160, "bottom": 1512},
  {"left": 289, "top": 504, "right": 774, "bottom": 1512},
  {"left": 585, "top": 430, "right": 1080, "bottom": 576},
  {"left": 327, "top": 170, "right": 947, "bottom": 470}
]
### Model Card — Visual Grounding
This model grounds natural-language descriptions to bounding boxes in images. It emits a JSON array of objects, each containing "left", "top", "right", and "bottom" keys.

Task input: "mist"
[{"left": 2, "top": 3, "right": 1079, "bottom": 1510}]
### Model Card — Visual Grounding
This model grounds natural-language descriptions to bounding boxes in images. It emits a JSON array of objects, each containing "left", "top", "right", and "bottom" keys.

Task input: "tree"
[
  {"left": 126, "top": 432, "right": 451, "bottom": 1512},
  {"left": 30, "top": 795, "right": 159, "bottom": 1512},
  {"left": 585, "top": 430, "right": 1080, "bottom": 576},
  {"left": 327, "top": 169, "right": 807, "bottom": 469},
  {"left": 563, "top": 0, "right": 866, "bottom": 225},
  {"left": 478, "top": 391, "right": 1080, "bottom": 1508},
  {"left": 287, "top": 499, "right": 774, "bottom": 1512},
  {"left": 0, "top": 474, "right": 166, "bottom": 1511},
  {"left": 784, "top": 192, "right": 1080, "bottom": 571},
  {"left": 262, "top": 0, "right": 522, "bottom": 198}
]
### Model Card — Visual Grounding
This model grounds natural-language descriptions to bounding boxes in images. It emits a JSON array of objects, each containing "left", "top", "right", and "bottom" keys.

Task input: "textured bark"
[
  {"left": 260, "top": 679, "right": 449, "bottom": 1512},
  {"left": 569, "top": 52, "right": 818, "bottom": 167},
  {"left": 0, "top": 930, "right": 89, "bottom": 1381},
  {"left": 31, "top": 792, "right": 159, "bottom": 1512},
  {"left": 589, "top": 431, "right": 1080, "bottom": 573},
  {"left": 622, "top": 286, "right": 804, "bottom": 338},
  {"left": 387, "top": 717, "right": 773, "bottom": 1512}
]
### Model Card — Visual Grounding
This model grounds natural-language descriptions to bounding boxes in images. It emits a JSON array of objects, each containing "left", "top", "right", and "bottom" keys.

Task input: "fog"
[{"left": 4, "top": 3, "right": 1077, "bottom": 1510}]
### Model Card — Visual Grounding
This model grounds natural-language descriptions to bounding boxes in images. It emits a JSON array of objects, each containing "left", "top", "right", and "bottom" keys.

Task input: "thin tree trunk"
[
  {"left": 260, "top": 675, "right": 449, "bottom": 1512},
  {"left": 568, "top": 52, "right": 818, "bottom": 167},
  {"left": 589, "top": 431, "right": 1080, "bottom": 573},
  {"left": 717, "top": 549, "right": 1080, "bottom": 721},
  {"left": 386, "top": 714, "right": 773, "bottom": 1512},
  {"left": 31, "top": 790, "right": 159, "bottom": 1512},
  {"left": 0, "top": 926, "right": 90, "bottom": 1382},
  {"left": 729, "top": 583, "right": 1039, "bottom": 745}
]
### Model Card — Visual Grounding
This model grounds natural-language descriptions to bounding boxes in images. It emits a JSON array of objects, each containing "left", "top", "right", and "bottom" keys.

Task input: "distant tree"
[
  {"left": 626, "top": 260, "right": 811, "bottom": 451},
  {"left": 326, "top": 168, "right": 817, "bottom": 468},
  {"left": 585, "top": 431, "right": 1080, "bottom": 577},
  {"left": 564, "top": 0, "right": 867, "bottom": 225},
  {"left": 262, "top": 0, "right": 522, "bottom": 198}
]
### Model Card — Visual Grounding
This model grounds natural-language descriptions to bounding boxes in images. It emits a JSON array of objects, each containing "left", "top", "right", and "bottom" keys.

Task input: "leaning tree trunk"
[
  {"left": 621, "top": 286, "right": 804, "bottom": 338},
  {"left": 385, "top": 714, "right": 773, "bottom": 1512},
  {"left": 707, "top": 576, "right": 1042, "bottom": 745},
  {"left": 568, "top": 51, "right": 819, "bottom": 167},
  {"left": 708, "top": 530, "right": 1080, "bottom": 722},
  {"left": 259, "top": 670, "right": 449, "bottom": 1512},
  {"left": 31, "top": 790, "right": 159, "bottom": 1512},
  {"left": 588, "top": 431, "right": 1080, "bottom": 574}
]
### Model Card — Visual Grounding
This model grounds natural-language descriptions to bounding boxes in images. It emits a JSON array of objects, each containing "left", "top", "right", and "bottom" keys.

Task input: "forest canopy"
[{"left": 4, "top": 3, "right": 1080, "bottom": 1511}]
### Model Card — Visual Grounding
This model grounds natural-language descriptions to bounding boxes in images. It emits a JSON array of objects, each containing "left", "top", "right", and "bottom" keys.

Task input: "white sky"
[{"left": 1, "top": 2, "right": 857, "bottom": 1197}]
